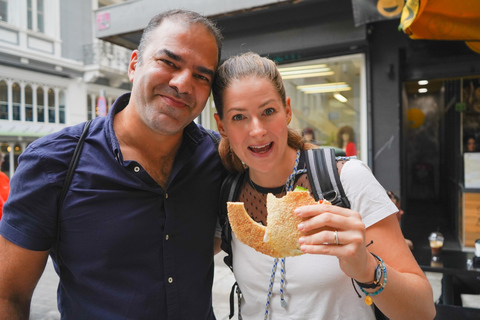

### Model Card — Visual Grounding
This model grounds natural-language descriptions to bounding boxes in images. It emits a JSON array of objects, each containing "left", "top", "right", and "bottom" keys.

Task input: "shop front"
[{"left": 401, "top": 53, "right": 480, "bottom": 250}]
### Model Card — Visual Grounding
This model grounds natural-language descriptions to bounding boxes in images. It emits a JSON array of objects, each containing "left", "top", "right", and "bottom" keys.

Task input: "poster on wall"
[{"left": 464, "top": 152, "right": 480, "bottom": 189}]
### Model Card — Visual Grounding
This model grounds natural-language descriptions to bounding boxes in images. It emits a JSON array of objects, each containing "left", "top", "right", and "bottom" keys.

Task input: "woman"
[
  {"left": 337, "top": 125, "right": 357, "bottom": 156},
  {"left": 212, "top": 52, "right": 435, "bottom": 319}
]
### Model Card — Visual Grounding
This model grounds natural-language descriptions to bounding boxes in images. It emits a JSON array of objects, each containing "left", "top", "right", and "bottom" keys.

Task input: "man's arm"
[
  {"left": 0, "top": 235, "right": 49, "bottom": 320},
  {"left": 214, "top": 237, "right": 222, "bottom": 255}
]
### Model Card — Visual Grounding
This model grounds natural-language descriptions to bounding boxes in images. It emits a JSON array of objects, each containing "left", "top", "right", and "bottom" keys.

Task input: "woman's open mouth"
[{"left": 248, "top": 142, "right": 273, "bottom": 154}]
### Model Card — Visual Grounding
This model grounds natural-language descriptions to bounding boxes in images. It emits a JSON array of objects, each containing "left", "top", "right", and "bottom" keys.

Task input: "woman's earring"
[{"left": 287, "top": 118, "right": 291, "bottom": 125}]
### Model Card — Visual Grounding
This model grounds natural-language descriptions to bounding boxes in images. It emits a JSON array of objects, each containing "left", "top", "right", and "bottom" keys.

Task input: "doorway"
[{"left": 401, "top": 79, "right": 462, "bottom": 249}]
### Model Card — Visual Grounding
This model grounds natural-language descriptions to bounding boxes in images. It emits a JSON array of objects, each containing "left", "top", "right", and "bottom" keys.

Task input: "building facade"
[
  {"left": 0, "top": 0, "right": 131, "bottom": 177},
  {"left": 1, "top": 0, "right": 479, "bottom": 248},
  {"left": 95, "top": 0, "right": 480, "bottom": 249}
]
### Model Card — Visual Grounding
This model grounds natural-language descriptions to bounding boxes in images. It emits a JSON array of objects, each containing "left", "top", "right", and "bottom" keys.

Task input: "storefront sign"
[{"left": 352, "top": 0, "right": 403, "bottom": 26}]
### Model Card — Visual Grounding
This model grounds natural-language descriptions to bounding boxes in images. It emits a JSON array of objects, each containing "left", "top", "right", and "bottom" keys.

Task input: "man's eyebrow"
[
  {"left": 162, "top": 49, "right": 215, "bottom": 78},
  {"left": 197, "top": 66, "right": 215, "bottom": 78},
  {"left": 163, "top": 49, "right": 183, "bottom": 63}
]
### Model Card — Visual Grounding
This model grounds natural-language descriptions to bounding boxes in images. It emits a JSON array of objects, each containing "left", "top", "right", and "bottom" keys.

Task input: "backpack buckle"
[{"left": 324, "top": 190, "right": 338, "bottom": 202}]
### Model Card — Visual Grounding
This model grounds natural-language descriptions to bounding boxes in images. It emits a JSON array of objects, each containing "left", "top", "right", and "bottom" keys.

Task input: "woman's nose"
[{"left": 249, "top": 118, "right": 267, "bottom": 136}]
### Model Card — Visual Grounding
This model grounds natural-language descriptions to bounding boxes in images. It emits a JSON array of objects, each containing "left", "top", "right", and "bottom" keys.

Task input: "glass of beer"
[{"left": 428, "top": 231, "right": 444, "bottom": 262}]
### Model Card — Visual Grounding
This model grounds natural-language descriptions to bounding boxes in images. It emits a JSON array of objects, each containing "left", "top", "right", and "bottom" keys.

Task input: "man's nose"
[{"left": 170, "top": 69, "right": 193, "bottom": 94}]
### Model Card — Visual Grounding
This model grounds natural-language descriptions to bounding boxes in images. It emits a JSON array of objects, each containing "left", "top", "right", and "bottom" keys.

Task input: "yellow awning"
[{"left": 400, "top": 0, "right": 480, "bottom": 41}]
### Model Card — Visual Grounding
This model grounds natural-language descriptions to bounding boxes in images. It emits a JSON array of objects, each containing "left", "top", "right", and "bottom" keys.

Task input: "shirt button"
[
  {"left": 165, "top": 193, "right": 168, "bottom": 199},
  {"left": 168, "top": 277, "right": 173, "bottom": 283},
  {"left": 165, "top": 234, "right": 169, "bottom": 240},
  {"left": 134, "top": 166, "right": 140, "bottom": 173}
]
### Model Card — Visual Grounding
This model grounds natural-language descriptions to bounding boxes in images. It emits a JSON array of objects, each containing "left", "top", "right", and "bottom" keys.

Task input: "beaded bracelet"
[{"left": 357, "top": 253, "right": 387, "bottom": 306}]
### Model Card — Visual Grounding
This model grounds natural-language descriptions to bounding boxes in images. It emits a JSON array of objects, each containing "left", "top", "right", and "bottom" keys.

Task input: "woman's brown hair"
[{"left": 212, "top": 52, "right": 315, "bottom": 173}]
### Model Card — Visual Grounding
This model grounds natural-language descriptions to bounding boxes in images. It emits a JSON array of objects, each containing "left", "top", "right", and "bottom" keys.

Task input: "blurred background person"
[
  {"left": 301, "top": 127, "right": 319, "bottom": 146},
  {"left": 387, "top": 190, "right": 413, "bottom": 250},
  {"left": 464, "top": 134, "right": 477, "bottom": 152},
  {"left": 337, "top": 125, "right": 357, "bottom": 156},
  {"left": 0, "top": 153, "right": 10, "bottom": 220}
]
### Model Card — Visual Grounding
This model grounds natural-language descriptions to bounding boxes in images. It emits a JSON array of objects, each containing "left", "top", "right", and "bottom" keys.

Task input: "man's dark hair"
[{"left": 137, "top": 9, "right": 223, "bottom": 65}]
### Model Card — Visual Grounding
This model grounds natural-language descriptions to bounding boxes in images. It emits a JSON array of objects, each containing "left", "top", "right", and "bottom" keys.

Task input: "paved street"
[
  {"left": 31, "top": 253, "right": 478, "bottom": 319},
  {"left": 30, "top": 253, "right": 236, "bottom": 320}
]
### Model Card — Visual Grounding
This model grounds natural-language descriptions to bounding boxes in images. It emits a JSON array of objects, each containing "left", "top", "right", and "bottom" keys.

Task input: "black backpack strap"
[
  {"left": 219, "top": 171, "right": 245, "bottom": 272},
  {"left": 54, "top": 120, "right": 92, "bottom": 262},
  {"left": 205, "top": 129, "right": 220, "bottom": 147},
  {"left": 305, "top": 148, "right": 351, "bottom": 208},
  {"left": 219, "top": 171, "right": 246, "bottom": 319}
]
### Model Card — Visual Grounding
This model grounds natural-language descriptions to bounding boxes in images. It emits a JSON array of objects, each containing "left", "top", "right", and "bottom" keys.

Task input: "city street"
[
  {"left": 30, "top": 252, "right": 236, "bottom": 320},
  {"left": 30, "top": 252, "right": 478, "bottom": 319}
]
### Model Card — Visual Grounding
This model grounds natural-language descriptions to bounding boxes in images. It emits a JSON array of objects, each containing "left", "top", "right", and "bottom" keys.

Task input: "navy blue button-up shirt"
[{"left": 0, "top": 93, "right": 227, "bottom": 319}]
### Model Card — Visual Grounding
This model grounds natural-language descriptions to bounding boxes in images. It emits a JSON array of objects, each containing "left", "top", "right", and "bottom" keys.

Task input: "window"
[
  {"left": 37, "top": 0, "right": 44, "bottom": 33},
  {"left": 205, "top": 54, "right": 367, "bottom": 158},
  {"left": 0, "top": 0, "right": 7, "bottom": 22},
  {"left": 27, "top": 0, "right": 45, "bottom": 33},
  {"left": 27, "top": 0, "right": 32, "bottom": 30},
  {"left": 37, "top": 86, "right": 44, "bottom": 122},
  {"left": 12, "top": 82, "right": 21, "bottom": 121},
  {"left": 277, "top": 54, "right": 366, "bottom": 159},
  {"left": 25, "top": 85, "right": 33, "bottom": 121},
  {"left": 0, "top": 81, "right": 7, "bottom": 120},
  {"left": 48, "top": 88, "right": 54, "bottom": 123},
  {"left": 59, "top": 91, "right": 65, "bottom": 124},
  {"left": 87, "top": 95, "right": 93, "bottom": 120}
]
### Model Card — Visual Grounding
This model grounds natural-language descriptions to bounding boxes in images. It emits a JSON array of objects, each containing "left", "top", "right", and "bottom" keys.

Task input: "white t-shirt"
[{"left": 231, "top": 159, "right": 398, "bottom": 319}]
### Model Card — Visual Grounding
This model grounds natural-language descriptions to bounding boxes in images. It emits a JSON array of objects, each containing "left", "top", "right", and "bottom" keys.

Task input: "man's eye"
[
  {"left": 196, "top": 74, "right": 211, "bottom": 83},
  {"left": 161, "top": 59, "right": 176, "bottom": 68},
  {"left": 232, "top": 114, "right": 244, "bottom": 121}
]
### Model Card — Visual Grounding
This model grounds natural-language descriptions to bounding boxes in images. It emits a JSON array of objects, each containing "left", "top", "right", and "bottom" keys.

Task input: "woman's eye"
[
  {"left": 264, "top": 108, "right": 275, "bottom": 116},
  {"left": 232, "top": 114, "right": 244, "bottom": 121}
]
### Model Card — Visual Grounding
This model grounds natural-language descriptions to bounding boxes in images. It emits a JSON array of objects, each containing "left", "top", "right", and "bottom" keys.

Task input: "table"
[
  {"left": 434, "top": 304, "right": 480, "bottom": 320},
  {"left": 413, "top": 248, "right": 480, "bottom": 306}
]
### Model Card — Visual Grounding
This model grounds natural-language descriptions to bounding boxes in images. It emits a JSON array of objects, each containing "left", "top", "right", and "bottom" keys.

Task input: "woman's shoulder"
[{"left": 341, "top": 158, "right": 371, "bottom": 176}]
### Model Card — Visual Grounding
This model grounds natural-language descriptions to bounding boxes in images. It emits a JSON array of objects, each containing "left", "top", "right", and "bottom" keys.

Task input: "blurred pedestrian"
[
  {"left": 387, "top": 190, "right": 413, "bottom": 250},
  {"left": 464, "top": 135, "right": 477, "bottom": 152},
  {"left": 301, "top": 127, "right": 319, "bottom": 146},
  {"left": 0, "top": 152, "right": 10, "bottom": 220},
  {"left": 337, "top": 125, "right": 357, "bottom": 156}
]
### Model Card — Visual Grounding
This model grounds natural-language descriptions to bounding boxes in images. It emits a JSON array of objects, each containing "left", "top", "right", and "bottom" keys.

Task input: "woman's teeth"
[{"left": 249, "top": 142, "right": 272, "bottom": 154}]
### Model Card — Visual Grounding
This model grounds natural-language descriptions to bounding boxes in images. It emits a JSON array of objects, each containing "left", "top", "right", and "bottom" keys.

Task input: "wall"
[
  {"left": 368, "top": 19, "right": 408, "bottom": 194},
  {"left": 60, "top": 0, "right": 94, "bottom": 62}
]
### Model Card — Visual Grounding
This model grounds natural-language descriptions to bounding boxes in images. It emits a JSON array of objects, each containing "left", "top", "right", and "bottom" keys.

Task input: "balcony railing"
[{"left": 83, "top": 40, "right": 131, "bottom": 73}]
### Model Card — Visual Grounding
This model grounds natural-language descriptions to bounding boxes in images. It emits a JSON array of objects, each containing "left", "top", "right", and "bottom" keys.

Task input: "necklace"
[{"left": 260, "top": 149, "right": 306, "bottom": 320}]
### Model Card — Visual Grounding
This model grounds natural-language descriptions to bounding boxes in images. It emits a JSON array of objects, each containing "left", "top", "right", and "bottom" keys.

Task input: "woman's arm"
[
  {"left": 362, "top": 215, "right": 435, "bottom": 320},
  {"left": 296, "top": 205, "right": 435, "bottom": 320}
]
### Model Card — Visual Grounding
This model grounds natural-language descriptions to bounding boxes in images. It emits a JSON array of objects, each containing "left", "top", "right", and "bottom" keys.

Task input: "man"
[{"left": 0, "top": 9, "right": 226, "bottom": 319}]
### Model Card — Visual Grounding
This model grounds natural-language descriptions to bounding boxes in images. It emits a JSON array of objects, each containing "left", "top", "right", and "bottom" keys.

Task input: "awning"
[{"left": 399, "top": 0, "right": 480, "bottom": 52}]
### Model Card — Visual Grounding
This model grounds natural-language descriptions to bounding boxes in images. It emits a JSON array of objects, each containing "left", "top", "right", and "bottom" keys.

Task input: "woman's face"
[
  {"left": 215, "top": 76, "right": 292, "bottom": 176},
  {"left": 467, "top": 138, "right": 476, "bottom": 152}
]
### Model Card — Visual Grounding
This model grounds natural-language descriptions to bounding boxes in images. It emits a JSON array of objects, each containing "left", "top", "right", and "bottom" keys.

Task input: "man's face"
[{"left": 128, "top": 19, "right": 218, "bottom": 136}]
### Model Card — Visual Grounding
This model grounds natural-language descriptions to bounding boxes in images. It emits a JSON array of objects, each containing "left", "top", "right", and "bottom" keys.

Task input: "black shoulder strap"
[
  {"left": 54, "top": 120, "right": 92, "bottom": 260},
  {"left": 305, "top": 148, "right": 350, "bottom": 208},
  {"left": 205, "top": 129, "right": 220, "bottom": 147},
  {"left": 219, "top": 171, "right": 244, "bottom": 271},
  {"left": 218, "top": 171, "right": 245, "bottom": 319}
]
